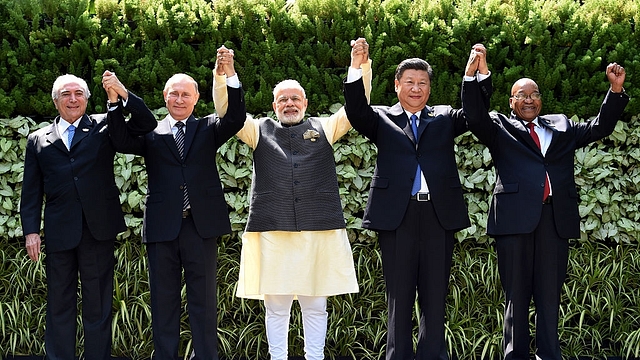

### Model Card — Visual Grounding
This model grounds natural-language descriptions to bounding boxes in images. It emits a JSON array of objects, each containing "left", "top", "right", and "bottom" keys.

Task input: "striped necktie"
[{"left": 175, "top": 121, "right": 190, "bottom": 210}]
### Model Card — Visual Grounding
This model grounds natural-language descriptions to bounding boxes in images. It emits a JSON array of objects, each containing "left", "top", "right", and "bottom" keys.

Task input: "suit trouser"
[
  {"left": 495, "top": 203, "right": 568, "bottom": 360},
  {"left": 378, "top": 200, "right": 454, "bottom": 360},
  {"left": 44, "top": 222, "right": 115, "bottom": 360},
  {"left": 146, "top": 215, "right": 218, "bottom": 360},
  {"left": 264, "top": 294, "right": 328, "bottom": 360}
]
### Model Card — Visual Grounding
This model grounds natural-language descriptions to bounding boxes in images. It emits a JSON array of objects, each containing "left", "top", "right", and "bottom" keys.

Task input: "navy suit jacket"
[
  {"left": 462, "top": 78, "right": 629, "bottom": 238},
  {"left": 344, "top": 77, "right": 492, "bottom": 232},
  {"left": 20, "top": 92, "right": 157, "bottom": 252},
  {"left": 108, "top": 86, "right": 246, "bottom": 243}
]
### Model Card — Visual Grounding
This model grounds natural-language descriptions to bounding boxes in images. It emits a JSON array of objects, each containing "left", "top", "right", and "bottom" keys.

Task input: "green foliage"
[{"left": 0, "top": 0, "right": 638, "bottom": 119}]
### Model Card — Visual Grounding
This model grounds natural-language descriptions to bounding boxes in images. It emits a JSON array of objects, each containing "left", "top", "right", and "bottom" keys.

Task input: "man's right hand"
[{"left": 25, "top": 233, "right": 41, "bottom": 261}]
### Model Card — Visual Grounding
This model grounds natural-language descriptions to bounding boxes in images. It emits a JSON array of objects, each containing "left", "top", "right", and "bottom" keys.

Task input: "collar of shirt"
[
  {"left": 404, "top": 110, "right": 421, "bottom": 123},
  {"left": 56, "top": 117, "right": 75, "bottom": 137},
  {"left": 168, "top": 115, "right": 187, "bottom": 135},
  {"left": 528, "top": 117, "right": 552, "bottom": 154}
]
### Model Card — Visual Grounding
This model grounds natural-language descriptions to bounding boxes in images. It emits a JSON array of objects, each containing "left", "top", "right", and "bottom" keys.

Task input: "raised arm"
[{"left": 323, "top": 38, "right": 373, "bottom": 144}]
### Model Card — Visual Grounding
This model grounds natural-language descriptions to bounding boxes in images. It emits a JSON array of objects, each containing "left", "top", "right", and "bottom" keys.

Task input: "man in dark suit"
[
  {"left": 107, "top": 48, "right": 246, "bottom": 360},
  {"left": 343, "top": 39, "right": 492, "bottom": 360},
  {"left": 462, "top": 46, "right": 628, "bottom": 360},
  {"left": 20, "top": 73, "right": 156, "bottom": 360}
]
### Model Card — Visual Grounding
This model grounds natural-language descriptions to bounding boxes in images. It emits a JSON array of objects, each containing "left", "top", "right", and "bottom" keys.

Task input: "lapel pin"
[{"left": 303, "top": 129, "right": 320, "bottom": 142}]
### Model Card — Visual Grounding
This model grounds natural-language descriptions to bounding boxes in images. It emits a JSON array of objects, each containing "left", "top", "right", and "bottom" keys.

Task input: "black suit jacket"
[
  {"left": 463, "top": 78, "right": 629, "bottom": 238},
  {"left": 20, "top": 92, "right": 157, "bottom": 252},
  {"left": 344, "top": 78, "right": 492, "bottom": 232},
  {"left": 108, "top": 86, "right": 246, "bottom": 243}
]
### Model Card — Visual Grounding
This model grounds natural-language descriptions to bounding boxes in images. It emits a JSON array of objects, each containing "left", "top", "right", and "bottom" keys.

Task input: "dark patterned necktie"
[
  {"left": 175, "top": 122, "right": 190, "bottom": 210},
  {"left": 175, "top": 121, "right": 185, "bottom": 159}
]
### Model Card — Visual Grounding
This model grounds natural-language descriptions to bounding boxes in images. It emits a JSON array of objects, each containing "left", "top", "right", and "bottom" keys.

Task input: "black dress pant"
[
  {"left": 45, "top": 222, "right": 115, "bottom": 360},
  {"left": 146, "top": 215, "right": 219, "bottom": 360},
  {"left": 495, "top": 203, "right": 568, "bottom": 360},
  {"left": 378, "top": 200, "right": 455, "bottom": 360}
]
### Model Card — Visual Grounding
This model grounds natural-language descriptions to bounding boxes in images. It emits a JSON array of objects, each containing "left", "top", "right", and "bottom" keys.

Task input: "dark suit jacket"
[
  {"left": 344, "top": 78, "right": 492, "bottom": 232},
  {"left": 108, "top": 86, "right": 246, "bottom": 243},
  {"left": 20, "top": 92, "right": 157, "bottom": 252},
  {"left": 463, "top": 78, "right": 629, "bottom": 238}
]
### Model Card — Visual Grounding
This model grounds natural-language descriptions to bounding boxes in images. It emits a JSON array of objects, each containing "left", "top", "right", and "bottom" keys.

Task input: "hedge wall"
[{"left": 2, "top": 0, "right": 640, "bottom": 359}]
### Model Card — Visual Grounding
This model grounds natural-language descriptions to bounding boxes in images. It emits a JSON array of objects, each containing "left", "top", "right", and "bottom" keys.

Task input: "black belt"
[
  {"left": 410, "top": 192, "right": 431, "bottom": 201},
  {"left": 182, "top": 209, "right": 191, "bottom": 218},
  {"left": 543, "top": 196, "right": 552, "bottom": 204}
]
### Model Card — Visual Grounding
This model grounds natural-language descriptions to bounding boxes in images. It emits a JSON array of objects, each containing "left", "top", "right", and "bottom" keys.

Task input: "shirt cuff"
[
  {"left": 464, "top": 71, "right": 491, "bottom": 82},
  {"left": 346, "top": 67, "right": 362, "bottom": 83},
  {"left": 226, "top": 74, "right": 240, "bottom": 88}
]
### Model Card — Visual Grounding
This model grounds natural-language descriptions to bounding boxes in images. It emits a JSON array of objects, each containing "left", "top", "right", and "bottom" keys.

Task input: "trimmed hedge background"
[{"left": 1, "top": 0, "right": 640, "bottom": 359}]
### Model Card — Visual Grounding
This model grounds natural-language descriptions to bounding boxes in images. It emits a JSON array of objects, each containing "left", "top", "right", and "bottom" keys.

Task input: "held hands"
[
  {"left": 215, "top": 45, "right": 236, "bottom": 77},
  {"left": 25, "top": 233, "right": 41, "bottom": 262},
  {"left": 102, "top": 70, "right": 129, "bottom": 102},
  {"left": 465, "top": 43, "right": 489, "bottom": 77},
  {"left": 606, "top": 63, "right": 625, "bottom": 93},
  {"left": 350, "top": 38, "right": 369, "bottom": 69}
]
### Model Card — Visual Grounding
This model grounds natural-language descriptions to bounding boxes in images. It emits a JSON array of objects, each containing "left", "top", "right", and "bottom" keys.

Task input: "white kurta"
[{"left": 236, "top": 229, "right": 358, "bottom": 299}]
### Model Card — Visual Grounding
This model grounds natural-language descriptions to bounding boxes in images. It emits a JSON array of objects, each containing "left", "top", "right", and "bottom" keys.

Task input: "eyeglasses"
[{"left": 511, "top": 92, "right": 542, "bottom": 101}]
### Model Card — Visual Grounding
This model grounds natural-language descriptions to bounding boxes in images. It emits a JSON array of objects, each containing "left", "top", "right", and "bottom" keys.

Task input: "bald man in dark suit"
[{"left": 463, "top": 46, "right": 628, "bottom": 359}]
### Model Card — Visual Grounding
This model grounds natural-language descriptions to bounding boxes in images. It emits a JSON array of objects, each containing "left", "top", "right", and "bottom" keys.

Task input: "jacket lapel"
[
  {"left": 44, "top": 119, "right": 67, "bottom": 153},
  {"left": 417, "top": 106, "right": 435, "bottom": 140},
  {"left": 508, "top": 112, "right": 543, "bottom": 154},
  {"left": 69, "top": 115, "right": 93, "bottom": 150},
  {"left": 159, "top": 117, "right": 183, "bottom": 162},
  {"left": 183, "top": 115, "right": 197, "bottom": 158}
]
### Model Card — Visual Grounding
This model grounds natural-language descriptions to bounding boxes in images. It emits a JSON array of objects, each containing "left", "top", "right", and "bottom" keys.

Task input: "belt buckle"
[{"left": 416, "top": 192, "right": 430, "bottom": 201}]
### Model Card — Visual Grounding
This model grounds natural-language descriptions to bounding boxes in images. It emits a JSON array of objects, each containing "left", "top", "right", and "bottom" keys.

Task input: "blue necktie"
[
  {"left": 410, "top": 114, "right": 421, "bottom": 195},
  {"left": 67, "top": 124, "right": 76, "bottom": 150}
]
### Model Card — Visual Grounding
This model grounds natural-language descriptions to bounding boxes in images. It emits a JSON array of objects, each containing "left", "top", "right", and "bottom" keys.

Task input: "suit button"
[
  {"left": 70, "top": 158, "right": 75, "bottom": 162},
  {"left": 290, "top": 134, "right": 296, "bottom": 138},
  {"left": 74, "top": 177, "right": 78, "bottom": 181},
  {"left": 179, "top": 185, "right": 185, "bottom": 190},
  {"left": 294, "top": 180, "right": 300, "bottom": 185},
  {"left": 295, "top": 198, "right": 300, "bottom": 202},
  {"left": 294, "top": 163, "right": 299, "bottom": 168},
  {"left": 182, "top": 164, "right": 187, "bottom": 168},
  {"left": 293, "top": 151, "right": 298, "bottom": 155}
]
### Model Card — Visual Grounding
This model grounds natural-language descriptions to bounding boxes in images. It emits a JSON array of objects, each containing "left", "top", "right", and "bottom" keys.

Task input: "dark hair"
[{"left": 395, "top": 58, "right": 434, "bottom": 82}]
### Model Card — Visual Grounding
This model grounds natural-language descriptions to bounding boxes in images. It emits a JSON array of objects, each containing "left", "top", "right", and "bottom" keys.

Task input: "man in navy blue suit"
[
  {"left": 463, "top": 45, "right": 628, "bottom": 360},
  {"left": 343, "top": 39, "right": 492, "bottom": 360},
  {"left": 21, "top": 72, "right": 156, "bottom": 360},
  {"left": 106, "top": 47, "right": 246, "bottom": 360}
]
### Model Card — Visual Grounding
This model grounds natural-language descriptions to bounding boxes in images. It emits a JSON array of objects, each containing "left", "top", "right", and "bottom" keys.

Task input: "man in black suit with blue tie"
[
  {"left": 20, "top": 72, "right": 156, "bottom": 360},
  {"left": 106, "top": 46, "right": 246, "bottom": 360},
  {"left": 462, "top": 45, "right": 628, "bottom": 359},
  {"left": 343, "top": 39, "right": 492, "bottom": 360}
]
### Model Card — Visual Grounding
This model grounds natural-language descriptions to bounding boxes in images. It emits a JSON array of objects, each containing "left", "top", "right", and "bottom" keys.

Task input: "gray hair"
[
  {"left": 272, "top": 79, "right": 306, "bottom": 101},
  {"left": 51, "top": 74, "right": 91, "bottom": 100}
]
